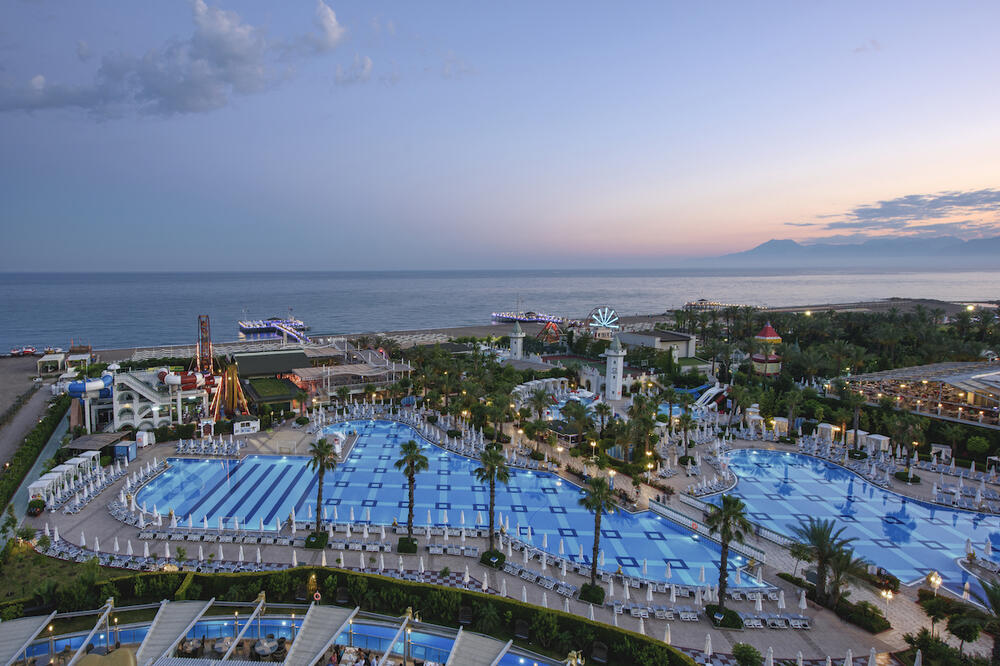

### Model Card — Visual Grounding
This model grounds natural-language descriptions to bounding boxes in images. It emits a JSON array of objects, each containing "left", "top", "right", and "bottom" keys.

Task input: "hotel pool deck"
[
  {"left": 710, "top": 449, "right": 997, "bottom": 597},
  {"left": 138, "top": 419, "right": 759, "bottom": 588}
]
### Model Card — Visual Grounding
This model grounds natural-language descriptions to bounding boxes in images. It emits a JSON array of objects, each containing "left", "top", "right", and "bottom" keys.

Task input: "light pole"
[
  {"left": 880, "top": 588, "right": 893, "bottom": 615},
  {"left": 928, "top": 571, "right": 942, "bottom": 596},
  {"left": 608, "top": 469, "right": 616, "bottom": 490}
]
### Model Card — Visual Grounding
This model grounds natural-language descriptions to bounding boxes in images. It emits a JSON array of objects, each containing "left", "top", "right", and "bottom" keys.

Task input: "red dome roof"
[{"left": 755, "top": 322, "right": 782, "bottom": 343}]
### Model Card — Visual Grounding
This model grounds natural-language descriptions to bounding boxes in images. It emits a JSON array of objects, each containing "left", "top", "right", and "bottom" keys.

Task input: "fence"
[
  {"left": 648, "top": 498, "right": 768, "bottom": 564},
  {"left": 676, "top": 492, "right": 796, "bottom": 548}
]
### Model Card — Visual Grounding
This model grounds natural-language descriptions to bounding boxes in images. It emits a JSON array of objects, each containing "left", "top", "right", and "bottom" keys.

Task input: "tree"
[
  {"left": 578, "top": 477, "right": 616, "bottom": 588},
  {"left": 296, "top": 390, "right": 309, "bottom": 416},
  {"left": 473, "top": 446, "right": 510, "bottom": 554},
  {"left": 921, "top": 596, "right": 950, "bottom": 638},
  {"left": 677, "top": 412, "right": 696, "bottom": 450},
  {"left": 307, "top": 438, "right": 337, "bottom": 535},
  {"left": 789, "top": 542, "right": 813, "bottom": 578},
  {"left": 394, "top": 439, "right": 429, "bottom": 541},
  {"left": 963, "top": 577, "right": 1000, "bottom": 664},
  {"left": 336, "top": 386, "right": 351, "bottom": 407},
  {"left": 826, "top": 547, "right": 868, "bottom": 608},
  {"left": 528, "top": 388, "right": 551, "bottom": 420},
  {"left": 789, "top": 517, "right": 856, "bottom": 606},
  {"left": 593, "top": 402, "right": 612, "bottom": 436},
  {"left": 705, "top": 494, "right": 753, "bottom": 612}
]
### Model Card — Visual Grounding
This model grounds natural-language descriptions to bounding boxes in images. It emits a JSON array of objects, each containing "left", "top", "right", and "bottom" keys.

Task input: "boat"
[
  {"left": 491, "top": 311, "right": 564, "bottom": 324},
  {"left": 9, "top": 346, "right": 37, "bottom": 357}
]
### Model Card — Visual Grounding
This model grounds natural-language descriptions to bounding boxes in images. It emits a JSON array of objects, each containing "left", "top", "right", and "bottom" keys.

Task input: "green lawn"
[
  {"left": 248, "top": 377, "right": 297, "bottom": 398},
  {"left": 0, "top": 542, "right": 116, "bottom": 603}
]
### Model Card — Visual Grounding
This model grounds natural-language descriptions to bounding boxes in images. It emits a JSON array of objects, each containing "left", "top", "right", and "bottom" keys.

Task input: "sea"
[{"left": 1, "top": 269, "right": 998, "bottom": 353}]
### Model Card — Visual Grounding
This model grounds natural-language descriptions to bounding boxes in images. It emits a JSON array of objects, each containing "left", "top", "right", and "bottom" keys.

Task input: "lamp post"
[
  {"left": 928, "top": 571, "right": 942, "bottom": 596},
  {"left": 880, "top": 588, "right": 893, "bottom": 615},
  {"left": 48, "top": 625, "right": 54, "bottom": 663},
  {"left": 608, "top": 469, "right": 616, "bottom": 490}
]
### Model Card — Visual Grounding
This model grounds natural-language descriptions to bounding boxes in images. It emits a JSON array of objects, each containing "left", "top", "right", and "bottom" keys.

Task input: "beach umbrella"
[
  {"left": 93, "top": 537, "right": 100, "bottom": 552},
  {"left": 359, "top": 552, "right": 365, "bottom": 570},
  {"left": 599, "top": 550, "right": 605, "bottom": 567},
  {"left": 80, "top": 531, "right": 86, "bottom": 548},
  {"left": 156, "top": 513, "right": 163, "bottom": 527},
  {"left": 542, "top": 532, "right": 548, "bottom": 549},
  {"left": 608, "top": 579, "right": 615, "bottom": 599},
  {"left": 144, "top": 542, "right": 151, "bottom": 558},
  {"left": 350, "top": 506, "right": 355, "bottom": 522},
  {"left": 541, "top": 553, "right": 548, "bottom": 572},
  {"left": 967, "top": 538, "right": 975, "bottom": 556},
  {"left": 669, "top": 585, "right": 677, "bottom": 603},
  {"left": 126, "top": 540, "right": 134, "bottom": 557},
  {"left": 704, "top": 633, "right": 712, "bottom": 657},
  {"left": 482, "top": 571, "right": 489, "bottom": 593},
  {"left": 307, "top": 504, "right": 313, "bottom": 520},
  {"left": 638, "top": 617, "right": 645, "bottom": 635},
  {"left": 665, "top": 563, "right": 672, "bottom": 579},
  {"left": 238, "top": 545, "right": 244, "bottom": 562},
  {"left": 867, "top": 647, "right": 876, "bottom": 666},
  {"left": 380, "top": 524, "right": 387, "bottom": 540},
  {"left": 799, "top": 589, "right": 807, "bottom": 610},
  {"left": 843, "top": 649, "right": 852, "bottom": 666},
  {"left": 778, "top": 589, "right": 786, "bottom": 610},
  {"left": 826, "top": 657, "right": 832, "bottom": 666},
  {"left": 333, "top": 505, "right": 338, "bottom": 521},
  {"left": 345, "top": 524, "right": 351, "bottom": 538},
  {"left": 624, "top": 584, "right": 630, "bottom": 602},
  {"left": 218, "top": 516, "right": 224, "bottom": 531},
  {"left": 113, "top": 536, "right": 120, "bottom": 554},
  {"left": 699, "top": 566, "right": 705, "bottom": 583},
  {"left": 964, "top": 581, "right": 971, "bottom": 600},
  {"left": 542, "top": 592, "right": 548, "bottom": 608},
  {"left": 561, "top": 559, "right": 567, "bottom": 578},
  {"left": 198, "top": 545, "right": 204, "bottom": 562},
  {"left": 693, "top": 586, "right": 702, "bottom": 606},
  {"left": 646, "top": 584, "right": 654, "bottom": 603},
  {"left": 796, "top": 651, "right": 803, "bottom": 666},
  {"left": 521, "top": 585, "right": 528, "bottom": 603},
  {"left": 477, "top": 511, "right": 483, "bottom": 525},
  {"left": 523, "top": 548, "right": 529, "bottom": 565},
  {"left": 366, "top": 508, "right": 371, "bottom": 522},
  {"left": 755, "top": 593, "right": 763, "bottom": 612},
  {"left": 419, "top": 556, "right": 425, "bottom": 574},
  {"left": 398, "top": 555, "right": 404, "bottom": 573},
  {"left": 339, "top": 552, "right": 345, "bottom": 567},
  {"left": 170, "top": 512, "right": 177, "bottom": 529},
  {"left": 257, "top": 547, "right": 262, "bottom": 565},
  {"left": 501, "top": 578, "right": 507, "bottom": 597},
  {"left": 589, "top": 604, "right": 595, "bottom": 621},
  {"left": 988, "top": 539, "right": 994, "bottom": 557},
  {"left": 426, "top": 509, "right": 432, "bottom": 525},
  {"left": 164, "top": 542, "right": 171, "bottom": 559},
  {"left": 290, "top": 550, "right": 297, "bottom": 567},
  {"left": 363, "top": 524, "right": 370, "bottom": 540},
  {"left": 756, "top": 565, "right": 763, "bottom": 584},
  {"left": 378, "top": 553, "right": 385, "bottom": 572},
  {"left": 613, "top": 612, "right": 618, "bottom": 627},
  {"left": 642, "top": 558, "right": 648, "bottom": 576},
  {"left": 527, "top": 525, "right": 533, "bottom": 542},
  {"left": 913, "top": 649, "right": 922, "bottom": 666},
  {"left": 559, "top": 538, "right": 564, "bottom": 555}
]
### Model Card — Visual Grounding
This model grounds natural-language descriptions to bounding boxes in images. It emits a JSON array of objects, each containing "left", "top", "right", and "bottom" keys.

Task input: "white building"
[
  {"left": 616, "top": 331, "right": 697, "bottom": 360},
  {"left": 113, "top": 370, "right": 213, "bottom": 431},
  {"left": 509, "top": 321, "right": 525, "bottom": 360},
  {"left": 603, "top": 335, "right": 626, "bottom": 401}
]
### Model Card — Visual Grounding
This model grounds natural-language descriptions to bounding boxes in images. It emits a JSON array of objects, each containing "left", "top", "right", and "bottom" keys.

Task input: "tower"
[
  {"left": 510, "top": 320, "right": 525, "bottom": 360},
  {"left": 751, "top": 322, "right": 783, "bottom": 376},
  {"left": 197, "top": 315, "right": 214, "bottom": 374},
  {"left": 604, "top": 335, "right": 626, "bottom": 401}
]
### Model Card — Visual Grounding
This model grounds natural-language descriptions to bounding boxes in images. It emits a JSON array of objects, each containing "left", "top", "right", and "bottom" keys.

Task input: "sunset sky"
[{"left": 2, "top": 1, "right": 999, "bottom": 270}]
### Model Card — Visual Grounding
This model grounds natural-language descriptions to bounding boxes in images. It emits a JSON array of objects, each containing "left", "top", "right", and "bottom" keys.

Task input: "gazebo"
[{"left": 867, "top": 433, "right": 891, "bottom": 453}]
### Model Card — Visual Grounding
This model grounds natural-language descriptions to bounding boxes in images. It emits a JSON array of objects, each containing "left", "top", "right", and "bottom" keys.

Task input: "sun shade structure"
[
  {"left": 282, "top": 604, "right": 358, "bottom": 666},
  {"left": 443, "top": 627, "right": 512, "bottom": 666},
  {"left": 135, "top": 599, "right": 215, "bottom": 666},
  {"left": 0, "top": 611, "right": 56, "bottom": 666}
]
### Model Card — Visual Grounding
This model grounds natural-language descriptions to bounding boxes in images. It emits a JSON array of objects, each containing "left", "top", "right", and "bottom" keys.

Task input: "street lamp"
[
  {"left": 928, "top": 571, "right": 942, "bottom": 596},
  {"left": 880, "top": 588, "right": 893, "bottom": 615},
  {"left": 608, "top": 469, "right": 616, "bottom": 490}
]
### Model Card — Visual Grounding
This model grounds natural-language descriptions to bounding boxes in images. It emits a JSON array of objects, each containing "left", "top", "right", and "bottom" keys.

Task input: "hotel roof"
[
  {"left": 848, "top": 361, "right": 1000, "bottom": 396},
  {"left": 233, "top": 350, "right": 310, "bottom": 376}
]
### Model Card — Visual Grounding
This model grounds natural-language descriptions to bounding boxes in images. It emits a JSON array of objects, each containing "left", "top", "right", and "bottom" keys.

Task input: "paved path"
[{"left": 0, "top": 386, "right": 48, "bottom": 465}]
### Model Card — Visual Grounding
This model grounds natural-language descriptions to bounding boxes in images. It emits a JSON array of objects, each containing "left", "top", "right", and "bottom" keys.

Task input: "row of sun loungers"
[
  {"left": 501, "top": 561, "right": 578, "bottom": 597},
  {"left": 175, "top": 439, "right": 243, "bottom": 456},
  {"left": 54, "top": 466, "right": 131, "bottom": 513},
  {"left": 425, "top": 543, "right": 480, "bottom": 558},
  {"left": 737, "top": 611, "right": 811, "bottom": 629}
]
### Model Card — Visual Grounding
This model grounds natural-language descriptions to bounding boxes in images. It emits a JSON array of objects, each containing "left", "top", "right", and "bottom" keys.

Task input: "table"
[
  {"left": 254, "top": 640, "right": 277, "bottom": 656},
  {"left": 214, "top": 637, "right": 233, "bottom": 653}
]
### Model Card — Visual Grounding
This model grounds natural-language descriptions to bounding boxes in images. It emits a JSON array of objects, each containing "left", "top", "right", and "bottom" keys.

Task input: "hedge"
[
  {"left": 775, "top": 572, "right": 890, "bottom": 633},
  {"left": 0, "top": 385, "right": 40, "bottom": 429},
  {"left": 0, "top": 395, "right": 70, "bottom": 510},
  {"left": 4, "top": 565, "right": 695, "bottom": 666}
]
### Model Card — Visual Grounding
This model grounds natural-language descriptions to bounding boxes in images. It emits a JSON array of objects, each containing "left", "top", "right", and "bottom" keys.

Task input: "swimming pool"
[
  {"left": 712, "top": 449, "right": 999, "bottom": 597},
  {"left": 138, "top": 419, "right": 756, "bottom": 587}
]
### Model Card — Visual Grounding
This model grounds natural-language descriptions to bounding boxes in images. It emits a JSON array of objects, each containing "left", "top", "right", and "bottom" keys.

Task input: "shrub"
[
  {"left": 446, "top": 429, "right": 462, "bottom": 438},
  {"left": 529, "top": 450, "right": 545, "bottom": 461},
  {"left": 848, "top": 449, "right": 868, "bottom": 460},
  {"left": 835, "top": 599, "right": 890, "bottom": 634},
  {"left": 894, "top": 471, "right": 920, "bottom": 483},
  {"left": 579, "top": 583, "right": 605, "bottom": 605},
  {"left": 968, "top": 436, "right": 991, "bottom": 456},
  {"left": 27, "top": 499, "right": 45, "bottom": 516},
  {"left": 397, "top": 537, "right": 417, "bottom": 554},
  {"left": 731, "top": 643, "right": 762, "bottom": 666},
  {"left": 480, "top": 550, "right": 505, "bottom": 569},
  {"left": 425, "top": 415, "right": 438, "bottom": 424},
  {"left": 295, "top": 416, "right": 310, "bottom": 426},
  {"left": 304, "top": 532, "right": 329, "bottom": 550},
  {"left": 706, "top": 604, "right": 742, "bottom": 629},
  {"left": 678, "top": 455, "right": 694, "bottom": 465}
]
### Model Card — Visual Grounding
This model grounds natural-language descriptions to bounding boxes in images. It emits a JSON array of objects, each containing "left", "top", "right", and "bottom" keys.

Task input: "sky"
[{"left": 1, "top": 1, "right": 999, "bottom": 270}]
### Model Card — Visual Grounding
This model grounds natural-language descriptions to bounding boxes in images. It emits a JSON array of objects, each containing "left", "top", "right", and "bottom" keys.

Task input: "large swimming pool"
[
  {"left": 713, "top": 449, "right": 998, "bottom": 597},
  {"left": 138, "top": 419, "right": 756, "bottom": 588}
]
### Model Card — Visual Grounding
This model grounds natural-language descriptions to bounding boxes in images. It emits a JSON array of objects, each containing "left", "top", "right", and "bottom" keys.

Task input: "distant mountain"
[{"left": 718, "top": 235, "right": 1000, "bottom": 268}]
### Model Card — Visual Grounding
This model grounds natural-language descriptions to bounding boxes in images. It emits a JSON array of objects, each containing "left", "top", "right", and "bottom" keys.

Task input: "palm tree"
[
  {"left": 964, "top": 577, "right": 1000, "bottom": 665},
  {"left": 677, "top": 412, "right": 696, "bottom": 450},
  {"left": 474, "top": 446, "right": 510, "bottom": 554},
  {"left": 593, "top": 402, "right": 612, "bottom": 436},
  {"left": 394, "top": 439, "right": 429, "bottom": 541},
  {"left": 789, "top": 517, "right": 856, "bottom": 606},
  {"left": 826, "top": 547, "right": 868, "bottom": 608},
  {"left": 578, "top": 477, "right": 616, "bottom": 588},
  {"left": 307, "top": 438, "right": 337, "bottom": 535},
  {"left": 336, "top": 386, "right": 351, "bottom": 407},
  {"left": 296, "top": 390, "right": 309, "bottom": 416},
  {"left": 528, "top": 387, "right": 550, "bottom": 420},
  {"left": 705, "top": 494, "right": 753, "bottom": 612}
]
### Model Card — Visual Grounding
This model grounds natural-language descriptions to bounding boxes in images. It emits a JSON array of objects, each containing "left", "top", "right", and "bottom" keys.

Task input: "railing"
[
  {"left": 676, "top": 492, "right": 796, "bottom": 548},
  {"left": 648, "top": 498, "right": 767, "bottom": 564}
]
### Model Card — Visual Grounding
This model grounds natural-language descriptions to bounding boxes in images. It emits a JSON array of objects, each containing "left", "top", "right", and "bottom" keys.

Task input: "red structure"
[
  {"left": 536, "top": 321, "right": 562, "bottom": 344},
  {"left": 197, "top": 315, "right": 214, "bottom": 373},
  {"left": 751, "top": 322, "right": 783, "bottom": 376}
]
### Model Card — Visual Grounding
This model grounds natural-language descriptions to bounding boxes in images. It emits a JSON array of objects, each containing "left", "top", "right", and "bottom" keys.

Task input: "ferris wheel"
[{"left": 588, "top": 306, "right": 620, "bottom": 329}]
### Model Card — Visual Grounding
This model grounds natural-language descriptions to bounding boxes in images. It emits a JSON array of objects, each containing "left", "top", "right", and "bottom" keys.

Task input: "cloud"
[
  {"left": 76, "top": 40, "right": 91, "bottom": 62},
  {"left": 786, "top": 188, "right": 1000, "bottom": 241},
  {"left": 853, "top": 39, "right": 881, "bottom": 54},
  {"left": 441, "top": 51, "right": 473, "bottom": 79},
  {"left": 310, "top": 0, "right": 345, "bottom": 52},
  {"left": 0, "top": 0, "right": 350, "bottom": 116},
  {"left": 335, "top": 53, "right": 372, "bottom": 85}
]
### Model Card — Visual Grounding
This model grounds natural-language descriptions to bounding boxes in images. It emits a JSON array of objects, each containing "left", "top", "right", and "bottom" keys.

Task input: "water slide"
[
  {"left": 67, "top": 372, "right": 113, "bottom": 399},
  {"left": 157, "top": 369, "right": 218, "bottom": 389},
  {"left": 695, "top": 383, "right": 728, "bottom": 409}
]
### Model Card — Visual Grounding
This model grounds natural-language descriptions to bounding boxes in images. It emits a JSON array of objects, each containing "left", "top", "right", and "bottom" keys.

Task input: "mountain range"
[{"left": 718, "top": 236, "right": 1000, "bottom": 268}]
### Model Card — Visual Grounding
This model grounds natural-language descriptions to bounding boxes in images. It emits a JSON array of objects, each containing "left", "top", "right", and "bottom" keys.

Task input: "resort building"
[
  {"left": 509, "top": 320, "right": 525, "bottom": 360},
  {"left": 844, "top": 361, "right": 1000, "bottom": 426},
  {"left": 603, "top": 335, "right": 626, "bottom": 401},
  {"left": 617, "top": 330, "right": 697, "bottom": 359},
  {"left": 112, "top": 370, "right": 212, "bottom": 431}
]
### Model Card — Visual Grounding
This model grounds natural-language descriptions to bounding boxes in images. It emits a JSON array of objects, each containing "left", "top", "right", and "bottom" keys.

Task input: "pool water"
[
  {"left": 138, "top": 419, "right": 754, "bottom": 587},
  {"left": 713, "top": 449, "right": 999, "bottom": 597}
]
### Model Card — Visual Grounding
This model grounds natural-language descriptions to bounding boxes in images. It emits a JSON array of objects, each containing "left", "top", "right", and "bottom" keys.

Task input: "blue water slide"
[{"left": 67, "top": 372, "right": 113, "bottom": 399}]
